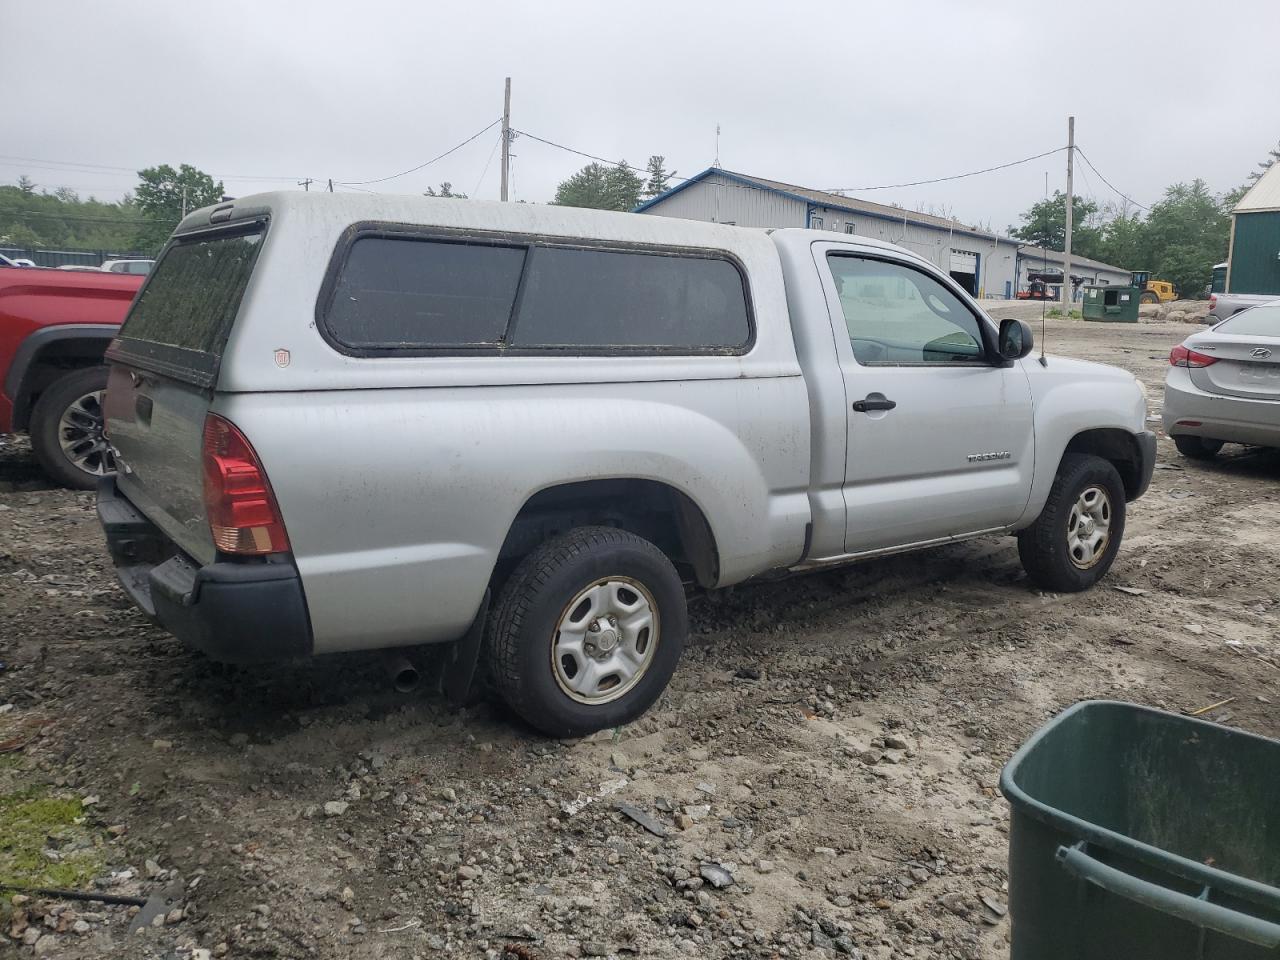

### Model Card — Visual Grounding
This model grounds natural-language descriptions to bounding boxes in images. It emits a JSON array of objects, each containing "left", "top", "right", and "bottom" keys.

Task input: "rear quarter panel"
[{"left": 218, "top": 376, "right": 811, "bottom": 652}]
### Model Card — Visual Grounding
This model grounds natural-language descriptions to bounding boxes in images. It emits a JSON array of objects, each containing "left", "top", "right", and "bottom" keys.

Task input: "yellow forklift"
[{"left": 1130, "top": 270, "right": 1179, "bottom": 305}]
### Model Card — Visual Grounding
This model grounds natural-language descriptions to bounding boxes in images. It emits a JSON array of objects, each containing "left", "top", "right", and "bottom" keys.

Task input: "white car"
[
  {"left": 100, "top": 259, "right": 154, "bottom": 276},
  {"left": 1164, "top": 300, "right": 1280, "bottom": 458}
]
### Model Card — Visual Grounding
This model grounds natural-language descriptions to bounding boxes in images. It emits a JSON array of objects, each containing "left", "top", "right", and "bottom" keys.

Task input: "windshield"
[{"left": 1216, "top": 303, "right": 1280, "bottom": 336}]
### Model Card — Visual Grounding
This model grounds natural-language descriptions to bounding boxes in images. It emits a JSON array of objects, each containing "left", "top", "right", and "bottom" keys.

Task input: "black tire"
[
  {"left": 1173, "top": 435, "right": 1224, "bottom": 461},
  {"left": 1139, "top": 291, "right": 1159, "bottom": 305},
  {"left": 1018, "top": 453, "right": 1126, "bottom": 593},
  {"left": 488, "top": 526, "right": 686, "bottom": 738},
  {"left": 29, "top": 366, "right": 113, "bottom": 490}
]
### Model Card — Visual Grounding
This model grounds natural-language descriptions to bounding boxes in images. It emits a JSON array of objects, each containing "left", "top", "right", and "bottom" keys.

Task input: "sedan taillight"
[{"left": 1170, "top": 344, "right": 1218, "bottom": 368}]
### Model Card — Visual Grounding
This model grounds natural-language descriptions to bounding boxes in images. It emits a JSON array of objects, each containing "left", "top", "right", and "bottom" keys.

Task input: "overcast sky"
[{"left": 2, "top": 0, "right": 1277, "bottom": 231}]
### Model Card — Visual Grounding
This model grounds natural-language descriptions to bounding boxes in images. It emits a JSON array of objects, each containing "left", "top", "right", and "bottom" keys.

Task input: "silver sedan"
[{"left": 1164, "top": 300, "right": 1280, "bottom": 459}]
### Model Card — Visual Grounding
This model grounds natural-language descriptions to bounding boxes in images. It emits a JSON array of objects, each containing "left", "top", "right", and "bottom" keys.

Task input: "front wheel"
[
  {"left": 1018, "top": 454, "right": 1126, "bottom": 592},
  {"left": 487, "top": 526, "right": 687, "bottom": 738},
  {"left": 29, "top": 366, "right": 114, "bottom": 490}
]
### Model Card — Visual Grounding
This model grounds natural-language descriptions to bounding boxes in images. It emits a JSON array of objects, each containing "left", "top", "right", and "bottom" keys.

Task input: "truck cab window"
[{"left": 827, "top": 254, "right": 986, "bottom": 365}]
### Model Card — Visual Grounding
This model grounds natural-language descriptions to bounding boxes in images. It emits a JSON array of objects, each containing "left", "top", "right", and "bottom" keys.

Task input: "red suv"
[{"left": 0, "top": 263, "right": 144, "bottom": 487}]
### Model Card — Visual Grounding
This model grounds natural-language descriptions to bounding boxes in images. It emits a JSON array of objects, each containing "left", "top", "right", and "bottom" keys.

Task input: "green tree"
[
  {"left": 17, "top": 175, "right": 36, "bottom": 196},
  {"left": 1098, "top": 214, "right": 1144, "bottom": 271},
  {"left": 1248, "top": 138, "right": 1280, "bottom": 183},
  {"left": 1138, "top": 179, "right": 1230, "bottom": 297},
  {"left": 134, "top": 164, "right": 224, "bottom": 250},
  {"left": 0, "top": 181, "right": 149, "bottom": 252},
  {"left": 552, "top": 162, "right": 644, "bottom": 211},
  {"left": 642, "top": 155, "right": 675, "bottom": 199},
  {"left": 424, "top": 182, "right": 467, "bottom": 199},
  {"left": 1009, "top": 191, "right": 1105, "bottom": 260}
]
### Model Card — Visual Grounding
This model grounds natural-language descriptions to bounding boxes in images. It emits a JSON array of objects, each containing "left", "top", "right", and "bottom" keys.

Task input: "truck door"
[{"left": 819, "top": 247, "right": 1035, "bottom": 554}]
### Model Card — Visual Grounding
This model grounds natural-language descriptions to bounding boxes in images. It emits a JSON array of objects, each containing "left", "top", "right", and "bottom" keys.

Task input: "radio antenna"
[{"left": 1039, "top": 170, "right": 1049, "bottom": 366}]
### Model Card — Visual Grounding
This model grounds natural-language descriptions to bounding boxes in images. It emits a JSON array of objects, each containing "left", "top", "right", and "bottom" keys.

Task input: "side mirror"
[{"left": 999, "top": 318, "right": 1034, "bottom": 361}]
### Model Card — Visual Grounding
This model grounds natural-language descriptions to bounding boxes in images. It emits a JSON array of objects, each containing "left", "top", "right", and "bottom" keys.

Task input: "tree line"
[
  {"left": 0, "top": 165, "right": 226, "bottom": 255},
  {"left": 1008, "top": 140, "right": 1279, "bottom": 297}
]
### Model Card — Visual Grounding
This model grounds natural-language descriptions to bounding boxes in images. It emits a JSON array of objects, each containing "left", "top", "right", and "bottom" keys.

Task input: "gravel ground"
[{"left": 2, "top": 317, "right": 1278, "bottom": 960}]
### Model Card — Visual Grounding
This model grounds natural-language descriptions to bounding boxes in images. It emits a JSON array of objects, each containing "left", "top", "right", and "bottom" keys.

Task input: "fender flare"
[{"left": 3, "top": 323, "right": 118, "bottom": 431}]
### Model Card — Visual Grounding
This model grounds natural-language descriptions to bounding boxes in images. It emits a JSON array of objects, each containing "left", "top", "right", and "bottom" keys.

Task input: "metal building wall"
[
  {"left": 1228, "top": 212, "right": 1280, "bottom": 295},
  {"left": 640, "top": 176, "right": 805, "bottom": 228}
]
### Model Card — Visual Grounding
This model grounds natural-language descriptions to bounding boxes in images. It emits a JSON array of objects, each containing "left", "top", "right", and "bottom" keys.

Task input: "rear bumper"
[
  {"left": 1162, "top": 371, "right": 1280, "bottom": 448},
  {"left": 1133, "top": 430, "right": 1157, "bottom": 500},
  {"left": 97, "top": 477, "right": 313, "bottom": 663}
]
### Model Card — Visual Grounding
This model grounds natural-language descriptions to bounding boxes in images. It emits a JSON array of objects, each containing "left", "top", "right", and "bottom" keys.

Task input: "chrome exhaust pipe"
[{"left": 385, "top": 654, "right": 420, "bottom": 694}]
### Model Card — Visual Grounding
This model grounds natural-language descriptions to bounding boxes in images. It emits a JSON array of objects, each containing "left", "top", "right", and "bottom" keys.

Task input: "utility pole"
[
  {"left": 298, "top": 178, "right": 314, "bottom": 192},
  {"left": 1062, "top": 115, "right": 1075, "bottom": 307},
  {"left": 181, "top": 184, "right": 188, "bottom": 217},
  {"left": 500, "top": 77, "right": 511, "bottom": 202}
]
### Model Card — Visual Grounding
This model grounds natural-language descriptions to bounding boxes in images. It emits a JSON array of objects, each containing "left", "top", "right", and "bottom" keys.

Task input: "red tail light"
[
  {"left": 1208, "top": 294, "right": 1217, "bottom": 310},
  {"left": 1170, "top": 344, "right": 1218, "bottom": 368},
  {"left": 202, "top": 414, "right": 290, "bottom": 555}
]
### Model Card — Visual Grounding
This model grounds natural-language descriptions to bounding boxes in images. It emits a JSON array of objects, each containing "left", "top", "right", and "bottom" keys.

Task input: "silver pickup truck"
[{"left": 96, "top": 193, "right": 1155, "bottom": 736}]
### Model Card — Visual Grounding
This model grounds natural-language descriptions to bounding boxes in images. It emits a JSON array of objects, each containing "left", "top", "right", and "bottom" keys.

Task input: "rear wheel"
[
  {"left": 29, "top": 366, "right": 114, "bottom": 490},
  {"left": 1173, "top": 435, "right": 1223, "bottom": 461},
  {"left": 488, "top": 526, "right": 686, "bottom": 738},
  {"left": 1018, "top": 454, "right": 1126, "bottom": 592},
  {"left": 1139, "top": 291, "right": 1159, "bottom": 305}
]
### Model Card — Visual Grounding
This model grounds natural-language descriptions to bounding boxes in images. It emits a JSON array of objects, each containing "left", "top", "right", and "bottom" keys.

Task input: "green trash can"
[
  {"left": 1001, "top": 701, "right": 1280, "bottom": 959},
  {"left": 1082, "top": 284, "right": 1141, "bottom": 322}
]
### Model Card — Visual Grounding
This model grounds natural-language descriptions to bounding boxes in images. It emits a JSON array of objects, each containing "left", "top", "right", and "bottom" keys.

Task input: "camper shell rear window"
[
  {"left": 110, "top": 224, "right": 266, "bottom": 386},
  {"left": 318, "top": 225, "right": 754, "bottom": 356}
]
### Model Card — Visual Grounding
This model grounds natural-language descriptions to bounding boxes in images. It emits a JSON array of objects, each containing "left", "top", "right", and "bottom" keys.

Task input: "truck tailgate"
[{"left": 103, "top": 224, "right": 266, "bottom": 565}]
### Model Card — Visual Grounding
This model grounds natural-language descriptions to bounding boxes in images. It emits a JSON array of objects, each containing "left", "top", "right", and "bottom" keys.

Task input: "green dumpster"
[
  {"left": 1083, "top": 284, "right": 1141, "bottom": 322},
  {"left": 1001, "top": 701, "right": 1280, "bottom": 959}
]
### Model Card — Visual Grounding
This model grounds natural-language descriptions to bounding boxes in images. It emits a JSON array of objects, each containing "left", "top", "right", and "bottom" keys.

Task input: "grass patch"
[{"left": 0, "top": 787, "right": 105, "bottom": 889}]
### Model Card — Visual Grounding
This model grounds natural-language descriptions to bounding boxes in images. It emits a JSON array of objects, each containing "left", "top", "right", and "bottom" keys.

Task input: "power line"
[
  {"left": 1073, "top": 146, "right": 1150, "bottom": 212},
  {"left": 9, "top": 211, "right": 175, "bottom": 225},
  {"left": 472, "top": 130, "right": 503, "bottom": 199},
  {"left": 824, "top": 147, "right": 1067, "bottom": 192},
  {"left": 517, "top": 128, "right": 1070, "bottom": 204},
  {"left": 0, "top": 155, "right": 309, "bottom": 183},
  {"left": 338, "top": 119, "right": 501, "bottom": 187}
]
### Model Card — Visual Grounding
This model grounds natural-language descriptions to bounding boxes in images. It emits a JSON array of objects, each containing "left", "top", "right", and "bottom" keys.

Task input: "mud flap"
[{"left": 443, "top": 589, "right": 489, "bottom": 707}]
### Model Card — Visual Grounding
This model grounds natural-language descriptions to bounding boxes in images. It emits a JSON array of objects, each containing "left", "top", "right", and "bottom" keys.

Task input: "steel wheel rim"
[
  {"left": 551, "top": 576, "right": 659, "bottom": 705},
  {"left": 56, "top": 390, "right": 114, "bottom": 477},
  {"left": 1067, "top": 485, "right": 1112, "bottom": 570}
]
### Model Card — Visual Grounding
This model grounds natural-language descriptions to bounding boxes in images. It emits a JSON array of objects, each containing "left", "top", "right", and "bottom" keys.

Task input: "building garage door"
[{"left": 949, "top": 248, "right": 979, "bottom": 295}]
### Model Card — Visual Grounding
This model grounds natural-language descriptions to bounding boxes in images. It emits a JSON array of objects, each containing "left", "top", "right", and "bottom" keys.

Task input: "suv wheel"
[
  {"left": 488, "top": 526, "right": 686, "bottom": 738},
  {"left": 1173, "top": 435, "right": 1223, "bottom": 460},
  {"left": 29, "top": 366, "right": 114, "bottom": 490},
  {"left": 1018, "top": 453, "right": 1126, "bottom": 592}
]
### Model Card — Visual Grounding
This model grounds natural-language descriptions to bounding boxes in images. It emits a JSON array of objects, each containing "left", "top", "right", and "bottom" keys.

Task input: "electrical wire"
[
  {"left": 824, "top": 147, "right": 1067, "bottom": 192},
  {"left": 1073, "top": 146, "right": 1150, "bottom": 212},
  {"left": 0, "top": 155, "right": 310, "bottom": 183},
  {"left": 471, "top": 130, "right": 502, "bottom": 198},
  {"left": 517, "top": 128, "right": 1072, "bottom": 208},
  {"left": 338, "top": 119, "right": 501, "bottom": 187}
]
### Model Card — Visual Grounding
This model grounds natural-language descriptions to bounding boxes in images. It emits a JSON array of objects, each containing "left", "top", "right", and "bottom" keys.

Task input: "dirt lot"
[{"left": 2, "top": 317, "right": 1278, "bottom": 960}]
